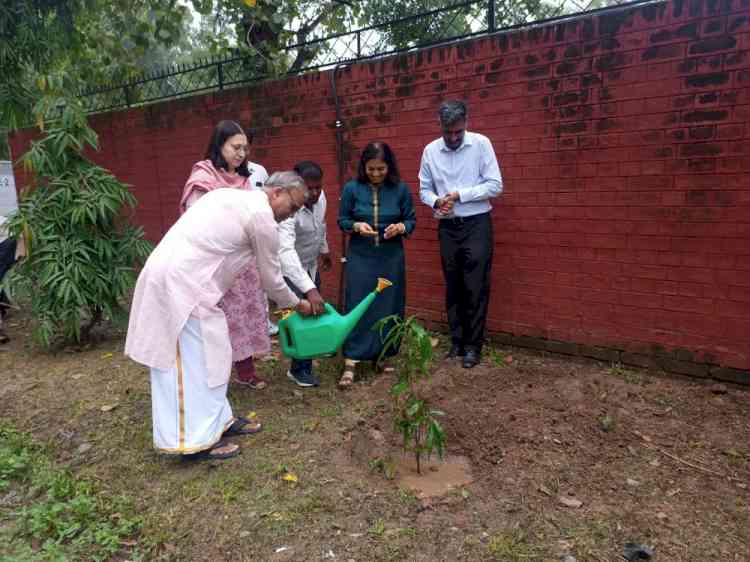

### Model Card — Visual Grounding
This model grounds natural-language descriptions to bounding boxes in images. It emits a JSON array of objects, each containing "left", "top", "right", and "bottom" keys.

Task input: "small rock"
[
  {"left": 293, "top": 390, "right": 303, "bottom": 399},
  {"left": 239, "top": 530, "right": 251, "bottom": 538},
  {"left": 626, "top": 478, "right": 640, "bottom": 487},
  {"left": 369, "top": 429, "right": 385, "bottom": 443},
  {"left": 563, "top": 556, "right": 577, "bottom": 562},
  {"left": 558, "top": 496, "right": 583, "bottom": 508},
  {"left": 656, "top": 512, "right": 667, "bottom": 520},
  {"left": 76, "top": 443, "right": 92, "bottom": 455},
  {"left": 710, "top": 383, "right": 728, "bottom": 395}
]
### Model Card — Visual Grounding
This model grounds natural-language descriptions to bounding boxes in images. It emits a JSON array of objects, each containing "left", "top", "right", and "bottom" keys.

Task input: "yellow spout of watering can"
[{"left": 277, "top": 278, "right": 393, "bottom": 360}]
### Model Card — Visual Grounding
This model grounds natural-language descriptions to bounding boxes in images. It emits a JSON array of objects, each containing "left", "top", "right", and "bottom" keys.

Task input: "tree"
[
  {"left": 4, "top": 99, "right": 152, "bottom": 345},
  {"left": 0, "top": 1, "right": 170, "bottom": 344}
]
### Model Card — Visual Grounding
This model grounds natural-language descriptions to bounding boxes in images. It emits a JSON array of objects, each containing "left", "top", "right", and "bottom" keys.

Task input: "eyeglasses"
[{"left": 229, "top": 144, "right": 248, "bottom": 154}]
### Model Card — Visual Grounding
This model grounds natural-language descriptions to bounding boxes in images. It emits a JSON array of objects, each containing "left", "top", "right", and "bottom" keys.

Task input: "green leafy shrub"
[
  {"left": 376, "top": 315, "right": 446, "bottom": 474},
  {"left": 4, "top": 99, "right": 152, "bottom": 346}
]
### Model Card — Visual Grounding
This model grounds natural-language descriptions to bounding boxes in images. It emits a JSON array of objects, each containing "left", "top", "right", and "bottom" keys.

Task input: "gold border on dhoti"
[
  {"left": 155, "top": 419, "right": 235, "bottom": 455},
  {"left": 176, "top": 342, "right": 186, "bottom": 450}
]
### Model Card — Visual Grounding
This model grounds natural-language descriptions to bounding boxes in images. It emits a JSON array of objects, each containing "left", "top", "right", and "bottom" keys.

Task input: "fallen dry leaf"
[
  {"left": 101, "top": 352, "right": 114, "bottom": 359},
  {"left": 282, "top": 472, "right": 299, "bottom": 484},
  {"left": 100, "top": 404, "right": 118, "bottom": 412}
]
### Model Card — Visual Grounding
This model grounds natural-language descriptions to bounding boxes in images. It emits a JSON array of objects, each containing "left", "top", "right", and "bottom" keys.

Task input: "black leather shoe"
[
  {"left": 446, "top": 344, "right": 465, "bottom": 359},
  {"left": 462, "top": 349, "right": 480, "bottom": 369}
]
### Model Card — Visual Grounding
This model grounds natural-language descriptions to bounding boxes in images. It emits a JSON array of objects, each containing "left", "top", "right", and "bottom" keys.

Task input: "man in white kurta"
[{"left": 126, "top": 179, "right": 311, "bottom": 457}]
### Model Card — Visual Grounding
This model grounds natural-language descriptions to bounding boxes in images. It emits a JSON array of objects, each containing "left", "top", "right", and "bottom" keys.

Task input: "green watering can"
[{"left": 278, "top": 278, "right": 392, "bottom": 360}]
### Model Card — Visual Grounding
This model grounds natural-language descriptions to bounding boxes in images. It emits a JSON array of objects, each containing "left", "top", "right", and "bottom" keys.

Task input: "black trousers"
[
  {"left": 0, "top": 238, "right": 17, "bottom": 317},
  {"left": 438, "top": 213, "right": 493, "bottom": 352}
]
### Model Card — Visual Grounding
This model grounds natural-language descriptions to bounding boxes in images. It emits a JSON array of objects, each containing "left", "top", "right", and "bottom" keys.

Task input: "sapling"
[{"left": 375, "top": 315, "right": 446, "bottom": 475}]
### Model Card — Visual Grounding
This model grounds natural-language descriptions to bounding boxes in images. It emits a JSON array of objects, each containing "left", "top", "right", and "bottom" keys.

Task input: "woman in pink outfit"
[{"left": 179, "top": 120, "right": 270, "bottom": 390}]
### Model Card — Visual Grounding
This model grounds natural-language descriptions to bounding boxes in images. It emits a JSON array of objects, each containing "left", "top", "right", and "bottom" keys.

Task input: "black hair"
[
  {"left": 356, "top": 142, "right": 400, "bottom": 186},
  {"left": 204, "top": 120, "right": 250, "bottom": 177},
  {"left": 439, "top": 100, "right": 468, "bottom": 127},
  {"left": 293, "top": 160, "right": 323, "bottom": 181}
]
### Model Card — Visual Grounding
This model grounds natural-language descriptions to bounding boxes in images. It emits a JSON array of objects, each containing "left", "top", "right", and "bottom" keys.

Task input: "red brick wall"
[{"left": 10, "top": 0, "right": 750, "bottom": 375}]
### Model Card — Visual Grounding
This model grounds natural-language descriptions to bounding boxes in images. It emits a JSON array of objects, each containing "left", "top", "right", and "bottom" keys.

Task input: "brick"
[
  {"left": 688, "top": 35, "right": 738, "bottom": 55},
  {"left": 621, "top": 352, "right": 660, "bottom": 369},
  {"left": 663, "top": 294, "right": 715, "bottom": 314},
  {"left": 656, "top": 357, "right": 710, "bottom": 377},
  {"left": 580, "top": 345, "right": 621, "bottom": 362},
  {"left": 709, "top": 366, "right": 750, "bottom": 384},
  {"left": 545, "top": 339, "right": 580, "bottom": 355}
]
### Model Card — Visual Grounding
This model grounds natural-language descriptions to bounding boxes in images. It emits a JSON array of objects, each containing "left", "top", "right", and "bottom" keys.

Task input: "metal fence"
[{"left": 80, "top": 0, "right": 651, "bottom": 114}]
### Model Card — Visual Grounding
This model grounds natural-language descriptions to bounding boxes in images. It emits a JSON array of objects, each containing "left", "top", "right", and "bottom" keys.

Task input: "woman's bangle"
[{"left": 400, "top": 223, "right": 406, "bottom": 234}]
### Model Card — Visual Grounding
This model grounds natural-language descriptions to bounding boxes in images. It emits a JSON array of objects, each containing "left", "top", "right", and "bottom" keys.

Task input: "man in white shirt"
[
  {"left": 280, "top": 161, "right": 332, "bottom": 387},
  {"left": 419, "top": 100, "right": 503, "bottom": 369}
]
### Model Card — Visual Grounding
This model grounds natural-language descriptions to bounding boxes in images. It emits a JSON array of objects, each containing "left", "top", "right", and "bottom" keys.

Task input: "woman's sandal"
[
  {"left": 232, "top": 373, "right": 268, "bottom": 390},
  {"left": 338, "top": 370, "right": 355, "bottom": 389},
  {"left": 182, "top": 440, "right": 240, "bottom": 461},
  {"left": 223, "top": 416, "right": 263, "bottom": 437}
]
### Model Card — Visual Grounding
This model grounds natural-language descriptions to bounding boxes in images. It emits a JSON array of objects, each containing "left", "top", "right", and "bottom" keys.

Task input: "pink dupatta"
[{"left": 179, "top": 160, "right": 250, "bottom": 214}]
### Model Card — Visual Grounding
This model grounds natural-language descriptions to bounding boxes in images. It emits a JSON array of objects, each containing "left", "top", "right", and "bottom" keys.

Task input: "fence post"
[
  {"left": 218, "top": 62, "right": 224, "bottom": 91},
  {"left": 356, "top": 30, "right": 361, "bottom": 58},
  {"left": 124, "top": 85, "right": 131, "bottom": 107},
  {"left": 487, "top": 0, "right": 496, "bottom": 32}
]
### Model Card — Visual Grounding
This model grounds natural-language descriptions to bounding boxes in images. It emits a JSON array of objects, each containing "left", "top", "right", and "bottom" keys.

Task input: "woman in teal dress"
[{"left": 337, "top": 142, "right": 416, "bottom": 387}]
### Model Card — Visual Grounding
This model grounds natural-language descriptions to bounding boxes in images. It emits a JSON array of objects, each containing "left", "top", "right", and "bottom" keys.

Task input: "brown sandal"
[{"left": 232, "top": 373, "right": 267, "bottom": 390}]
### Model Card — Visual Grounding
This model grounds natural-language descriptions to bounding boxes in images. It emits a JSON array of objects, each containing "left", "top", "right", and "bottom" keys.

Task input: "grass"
[
  {"left": 487, "top": 529, "right": 541, "bottom": 561},
  {"left": 606, "top": 363, "right": 644, "bottom": 385},
  {"left": 3, "top": 312, "right": 750, "bottom": 562},
  {"left": 0, "top": 424, "right": 144, "bottom": 562},
  {"left": 487, "top": 346, "right": 512, "bottom": 368}
]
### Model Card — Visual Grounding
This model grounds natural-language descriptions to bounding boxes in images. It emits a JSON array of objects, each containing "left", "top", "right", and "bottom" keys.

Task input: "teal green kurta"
[{"left": 338, "top": 180, "right": 416, "bottom": 361}]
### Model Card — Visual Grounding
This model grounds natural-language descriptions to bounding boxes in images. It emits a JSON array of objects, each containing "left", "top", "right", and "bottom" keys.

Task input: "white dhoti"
[{"left": 150, "top": 316, "right": 234, "bottom": 454}]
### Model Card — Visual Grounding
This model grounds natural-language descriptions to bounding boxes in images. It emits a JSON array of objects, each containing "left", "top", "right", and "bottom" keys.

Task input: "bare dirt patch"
[{"left": 1, "top": 309, "right": 749, "bottom": 561}]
